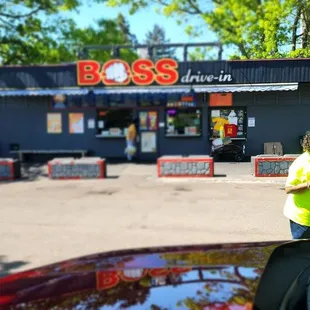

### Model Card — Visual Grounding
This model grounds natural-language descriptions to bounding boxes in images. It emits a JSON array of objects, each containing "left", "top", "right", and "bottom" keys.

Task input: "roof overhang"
[{"left": 193, "top": 83, "right": 298, "bottom": 93}]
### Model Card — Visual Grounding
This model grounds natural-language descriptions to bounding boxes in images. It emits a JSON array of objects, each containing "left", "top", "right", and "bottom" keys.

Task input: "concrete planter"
[
  {"left": 157, "top": 156, "right": 214, "bottom": 178},
  {"left": 0, "top": 158, "right": 21, "bottom": 181},
  {"left": 253, "top": 155, "right": 300, "bottom": 177},
  {"left": 48, "top": 157, "right": 106, "bottom": 180}
]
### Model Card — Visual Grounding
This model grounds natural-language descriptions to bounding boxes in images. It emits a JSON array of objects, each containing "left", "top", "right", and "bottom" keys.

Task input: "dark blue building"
[{"left": 0, "top": 58, "right": 309, "bottom": 162}]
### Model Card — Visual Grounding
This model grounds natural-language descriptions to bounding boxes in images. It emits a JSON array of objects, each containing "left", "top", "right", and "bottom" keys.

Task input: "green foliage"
[
  {"left": 0, "top": 0, "right": 137, "bottom": 64},
  {"left": 188, "top": 47, "right": 217, "bottom": 61},
  {"left": 145, "top": 24, "right": 176, "bottom": 60},
  {"left": 63, "top": 17, "right": 138, "bottom": 63},
  {"left": 106, "top": 0, "right": 310, "bottom": 59},
  {"left": 161, "top": 245, "right": 277, "bottom": 268}
]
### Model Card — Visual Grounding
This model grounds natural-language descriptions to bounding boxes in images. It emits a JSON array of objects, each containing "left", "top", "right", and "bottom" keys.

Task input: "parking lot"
[{"left": 0, "top": 162, "right": 290, "bottom": 276}]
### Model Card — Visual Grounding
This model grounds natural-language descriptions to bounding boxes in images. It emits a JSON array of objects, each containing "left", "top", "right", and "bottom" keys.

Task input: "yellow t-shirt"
[
  {"left": 126, "top": 124, "right": 136, "bottom": 141},
  {"left": 283, "top": 151, "right": 310, "bottom": 225}
]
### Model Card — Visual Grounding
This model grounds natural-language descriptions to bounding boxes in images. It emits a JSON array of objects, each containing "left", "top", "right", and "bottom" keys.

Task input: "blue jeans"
[
  {"left": 126, "top": 140, "right": 135, "bottom": 161},
  {"left": 290, "top": 220, "right": 310, "bottom": 239}
]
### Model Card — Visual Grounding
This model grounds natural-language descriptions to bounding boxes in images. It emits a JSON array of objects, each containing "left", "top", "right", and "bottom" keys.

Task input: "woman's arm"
[{"left": 285, "top": 182, "right": 310, "bottom": 194}]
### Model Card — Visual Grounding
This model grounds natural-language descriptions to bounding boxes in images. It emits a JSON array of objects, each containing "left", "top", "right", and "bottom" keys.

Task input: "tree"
[
  {"left": 0, "top": 0, "right": 137, "bottom": 64},
  {"left": 175, "top": 266, "right": 261, "bottom": 309},
  {"left": 0, "top": 0, "right": 84, "bottom": 64},
  {"left": 106, "top": 0, "right": 310, "bottom": 59},
  {"left": 117, "top": 13, "right": 139, "bottom": 46},
  {"left": 160, "top": 244, "right": 278, "bottom": 269},
  {"left": 145, "top": 24, "right": 176, "bottom": 61},
  {"left": 62, "top": 18, "right": 138, "bottom": 63}
]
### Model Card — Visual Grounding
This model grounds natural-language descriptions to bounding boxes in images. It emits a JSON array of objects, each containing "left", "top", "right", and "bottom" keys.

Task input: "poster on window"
[
  {"left": 69, "top": 113, "right": 84, "bottom": 134},
  {"left": 141, "top": 132, "right": 157, "bottom": 153},
  {"left": 47, "top": 113, "right": 62, "bottom": 134},
  {"left": 209, "top": 108, "right": 246, "bottom": 139},
  {"left": 139, "top": 112, "right": 148, "bottom": 130},
  {"left": 148, "top": 112, "right": 158, "bottom": 130}
]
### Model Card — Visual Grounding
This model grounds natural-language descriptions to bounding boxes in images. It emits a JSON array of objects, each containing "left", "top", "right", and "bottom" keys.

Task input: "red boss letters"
[{"left": 77, "top": 58, "right": 179, "bottom": 86}]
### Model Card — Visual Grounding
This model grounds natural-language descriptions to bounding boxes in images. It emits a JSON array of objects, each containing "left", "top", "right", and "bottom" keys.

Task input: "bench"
[
  {"left": 157, "top": 156, "right": 214, "bottom": 178},
  {"left": 10, "top": 149, "right": 88, "bottom": 162},
  {"left": 0, "top": 158, "right": 21, "bottom": 181},
  {"left": 254, "top": 155, "right": 299, "bottom": 177},
  {"left": 48, "top": 157, "right": 106, "bottom": 180}
]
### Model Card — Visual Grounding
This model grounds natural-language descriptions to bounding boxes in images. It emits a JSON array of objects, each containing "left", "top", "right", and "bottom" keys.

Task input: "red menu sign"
[{"left": 224, "top": 124, "right": 237, "bottom": 138}]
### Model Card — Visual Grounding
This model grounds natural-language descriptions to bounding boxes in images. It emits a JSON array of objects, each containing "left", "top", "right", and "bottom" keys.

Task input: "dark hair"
[
  {"left": 302, "top": 131, "right": 310, "bottom": 151},
  {"left": 128, "top": 118, "right": 139, "bottom": 129}
]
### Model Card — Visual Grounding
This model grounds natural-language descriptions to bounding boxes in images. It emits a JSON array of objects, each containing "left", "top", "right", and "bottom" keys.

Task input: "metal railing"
[{"left": 78, "top": 42, "right": 223, "bottom": 61}]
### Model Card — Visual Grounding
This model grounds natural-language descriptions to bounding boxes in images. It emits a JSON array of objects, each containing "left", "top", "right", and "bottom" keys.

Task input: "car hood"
[{"left": 0, "top": 241, "right": 288, "bottom": 309}]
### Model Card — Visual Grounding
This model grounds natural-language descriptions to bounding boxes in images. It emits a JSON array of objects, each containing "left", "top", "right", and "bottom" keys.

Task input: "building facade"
[{"left": 0, "top": 58, "right": 309, "bottom": 161}]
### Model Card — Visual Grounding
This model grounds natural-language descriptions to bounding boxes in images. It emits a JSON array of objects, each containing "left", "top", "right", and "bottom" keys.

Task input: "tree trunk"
[{"left": 292, "top": 8, "right": 301, "bottom": 51}]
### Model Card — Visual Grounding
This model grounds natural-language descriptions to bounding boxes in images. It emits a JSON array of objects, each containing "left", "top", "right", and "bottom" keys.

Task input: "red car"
[{"left": 1, "top": 240, "right": 308, "bottom": 309}]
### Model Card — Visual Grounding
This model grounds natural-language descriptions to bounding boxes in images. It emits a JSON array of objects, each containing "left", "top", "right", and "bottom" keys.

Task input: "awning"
[
  {"left": 0, "top": 88, "right": 88, "bottom": 96},
  {"left": 193, "top": 83, "right": 299, "bottom": 93},
  {"left": 93, "top": 86, "right": 191, "bottom": 95}
]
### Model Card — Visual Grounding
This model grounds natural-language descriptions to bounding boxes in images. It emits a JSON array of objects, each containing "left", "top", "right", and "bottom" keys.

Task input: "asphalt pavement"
[{"left": 0, "top": 163, "right": 290, "bottom": 276}]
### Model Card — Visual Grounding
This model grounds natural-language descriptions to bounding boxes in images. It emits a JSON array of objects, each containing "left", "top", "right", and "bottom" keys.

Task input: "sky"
[{"left": 63, "top": 2, "right": 233, "bottom": 60}]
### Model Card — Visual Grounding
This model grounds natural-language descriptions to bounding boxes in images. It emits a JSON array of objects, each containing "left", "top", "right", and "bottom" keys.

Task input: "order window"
[
  {"left": 96, "top": 109, "right": 133, "bottom": 137},
  {"left": 165, "top": 108, "right": 202, "bottom": 137}
]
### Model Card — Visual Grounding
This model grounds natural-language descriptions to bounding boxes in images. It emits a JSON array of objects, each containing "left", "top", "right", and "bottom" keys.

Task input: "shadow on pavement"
[
  {"left": 21, "top": 163, "right": 48, "bottom": 181},
  {"left": 106, "top": 159, "right": 156, "bottom": 165},
  {"left": 106, "top": 175, "right": 120, "bottom": 179},
  {"left": 0, "top": 164, "right": 47, "bottom": 185},
  {"left": 214, "top": 174, "right": 227, "bottom": 178},
  {"left": 0, "top": 255, "right": 29, "bottom": 278}
]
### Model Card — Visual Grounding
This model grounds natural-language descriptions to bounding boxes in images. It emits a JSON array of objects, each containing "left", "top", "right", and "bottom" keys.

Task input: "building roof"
[{"left": 0, "top": 58, "right": 309, "bottom": 90}]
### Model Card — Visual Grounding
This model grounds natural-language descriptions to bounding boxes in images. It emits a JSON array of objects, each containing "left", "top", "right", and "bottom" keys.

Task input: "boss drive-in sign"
[{"left": 77, "top": 58, "right": 233, "bottom": 86}]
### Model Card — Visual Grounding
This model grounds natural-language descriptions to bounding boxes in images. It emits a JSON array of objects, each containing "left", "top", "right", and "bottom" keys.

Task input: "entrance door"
[{"left": 137, "top": 110, "right": 159, "bottom": 162}]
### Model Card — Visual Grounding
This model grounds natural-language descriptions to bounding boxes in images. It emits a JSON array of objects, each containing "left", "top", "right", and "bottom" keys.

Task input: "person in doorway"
[
  {"left": 284, "top": 131, "right": 310, "bottom": 239},
  {"left": 125, "top": 118, "right": 138, "bottom": 161}
]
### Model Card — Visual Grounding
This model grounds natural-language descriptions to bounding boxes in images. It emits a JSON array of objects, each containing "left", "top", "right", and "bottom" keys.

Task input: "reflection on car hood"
[{"left": 0, "top": 241, "right": 288, "bottom": 309}]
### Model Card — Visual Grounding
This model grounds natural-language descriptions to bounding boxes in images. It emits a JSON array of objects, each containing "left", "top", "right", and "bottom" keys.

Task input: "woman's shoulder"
[
  {"left": 290, "top": 152, "right": 309, "bottom": 170},
  {"left": 298, "top": 151, "right": 310, "bottom": 162}
]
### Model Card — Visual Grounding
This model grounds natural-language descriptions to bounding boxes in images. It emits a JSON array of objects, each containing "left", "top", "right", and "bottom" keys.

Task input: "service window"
[
  {"left": 96, "top": 109, "right": 133, "bottom": 137},
  {"left": 165, "top": 108, "right": 202, "bottom": 137},
  {"left": 209, "top": 107, "right": 247, "bottom": 139}
]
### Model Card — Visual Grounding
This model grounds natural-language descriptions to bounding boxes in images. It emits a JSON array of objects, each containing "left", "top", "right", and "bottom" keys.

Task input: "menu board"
[
  {"left": 209, "top": 108, "right": 246, "bottom": 139},
  {"left": 67, "top": 96, "right": 82, "bottom": 108},
  {"left": 124, "top": 94, "right": 137, "bottom": 106},
  {"left": 83, "top": 92, "right": 96, "bottom": 108},
  {"left": 138, "top": 93, "right": 153, "bottom": 107},
  {"left": 153, "top": 94, "right": 167, "bottom": 106},
  {"left": 109, "top": 94, "right": 123, "bottom": 107}
]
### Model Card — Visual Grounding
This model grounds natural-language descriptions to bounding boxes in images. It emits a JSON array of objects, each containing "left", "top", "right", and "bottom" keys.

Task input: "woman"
[
  {"left": 284, "top": 131, "right": 310, "bottom": 239},
  {"left": 125, "top": 119, "right": 138, "bottom": 161}
]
